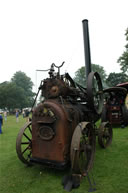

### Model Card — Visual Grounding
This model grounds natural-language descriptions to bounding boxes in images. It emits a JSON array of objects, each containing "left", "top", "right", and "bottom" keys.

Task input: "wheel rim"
[
  {"left": 98, "top": 122, "right": 113, "bottom": 148},
  {"left": 70, "top": 122, "right": 96, "bottom": 176},
  {"left": 101, "top": 106, "right": 108, "bottom": 122},
  {"left": 87, "top": 72, "right": 103, "bottom": 114},
  {"left": 16, "top": 122, "right": 32, "bottom": 165},
  {"left": 122, "top": 105, "right": 128, "bottom": 125}
]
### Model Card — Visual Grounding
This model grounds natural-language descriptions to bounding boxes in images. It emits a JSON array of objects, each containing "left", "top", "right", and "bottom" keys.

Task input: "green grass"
[{"left": 0, "top": 116, "right": 128, "bottom": 193}]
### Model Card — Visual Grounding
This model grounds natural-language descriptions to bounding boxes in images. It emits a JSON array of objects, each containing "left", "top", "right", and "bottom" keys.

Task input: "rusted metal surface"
[
  {"left": 31, "top": 99, "right": 80, "bottom": 164},
  {"left": 40, "top": 78, "right": 69, "bottom": 99}
]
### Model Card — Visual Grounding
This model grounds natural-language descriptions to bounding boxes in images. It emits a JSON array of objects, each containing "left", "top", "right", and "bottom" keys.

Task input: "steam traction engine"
[
  {"left": 101, "top": 84, "right": 128, "bottom": 127},
  {"left": 16, "top": 20, "right": 113, "bottom": 191}
]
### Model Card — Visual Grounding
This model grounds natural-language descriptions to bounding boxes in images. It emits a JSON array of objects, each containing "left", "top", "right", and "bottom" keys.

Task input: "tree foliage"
[
  {"left": 74, "top": 66, "right": 86, "bottom": 87},
  {"left": 0, "top": 72, "right": 35, "bottom": 110},
  {"left": 74, "top": 64, "right": 107, "bottom": 87},
  {"left": 11, "top": 71, "right": 33, "bottom": 92},
  {"left": 106, "top": 72, "right": 128, "bottom": 87},
  {"left": 11, "top": 71, "right": 35, "bottom": 107},
  {"left": 118, "top": 28, "right": 128, "bottom": 73}
]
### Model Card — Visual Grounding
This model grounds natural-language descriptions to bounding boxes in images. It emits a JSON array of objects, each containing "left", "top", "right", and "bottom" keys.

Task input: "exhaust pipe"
[{"left": 82, "top": 19, "right": 92, "bottom": 80}]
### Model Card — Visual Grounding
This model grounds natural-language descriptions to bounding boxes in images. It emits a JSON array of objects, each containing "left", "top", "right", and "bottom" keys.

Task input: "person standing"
[
  {"left": 25, "top": 109, "right": 30, "bottom": 122},
  {"left": 0, "top": 113, "right": 3, "bottom": 134},
  {"left": 16, "top": 110, "right": 19, "bottom": 122},
  {"left": 22, "top": 110, "right": 25, "bottom": 118},
  {"left": 4, "top": 111, "right": 7, "bottom": 121}
]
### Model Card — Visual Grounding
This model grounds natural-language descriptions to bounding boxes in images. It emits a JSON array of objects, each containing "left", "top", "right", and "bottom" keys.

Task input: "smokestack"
[{"left": 82, "top": 19, "right": 91, "bottom": 79}]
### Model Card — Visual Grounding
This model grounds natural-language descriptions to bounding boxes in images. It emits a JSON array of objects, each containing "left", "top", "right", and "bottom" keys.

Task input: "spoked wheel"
[
  {"left": 98, "top": 122, "right": 113, "bottom": 148},
  {"left": 70, "top": 122, "right": 96, "bottom": 176},
  {"left": 122, "top": 105, "right": 128, "bottom": 125},
  {"left": 87, "top": 72, "right": 103, "bottom": 114},
  {"left": 16, "top": 121, "right": 32, "bottom": 165}
]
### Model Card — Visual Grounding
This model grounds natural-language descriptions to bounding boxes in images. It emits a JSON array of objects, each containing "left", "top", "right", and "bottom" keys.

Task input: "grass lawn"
[{"left": 0, "top": 115, "right": 128, "bottom": 193}]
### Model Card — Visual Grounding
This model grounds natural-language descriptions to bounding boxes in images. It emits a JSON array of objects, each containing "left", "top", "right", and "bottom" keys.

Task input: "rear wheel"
[
  {"left": 98, "top": 122, "right": 113, "bottom": 148},
  {"left": 70, "top": 122, "right": 96, "bottom": 176}
]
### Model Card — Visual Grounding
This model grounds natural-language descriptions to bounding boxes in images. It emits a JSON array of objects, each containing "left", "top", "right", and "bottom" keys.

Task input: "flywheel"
[{"left": 87, "top": 72, "right": 103, "bottom": 114}]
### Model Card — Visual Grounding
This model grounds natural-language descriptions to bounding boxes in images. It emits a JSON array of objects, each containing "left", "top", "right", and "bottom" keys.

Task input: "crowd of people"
[{"left": 0, "top": 109, "right": 30, "bottom": 134}]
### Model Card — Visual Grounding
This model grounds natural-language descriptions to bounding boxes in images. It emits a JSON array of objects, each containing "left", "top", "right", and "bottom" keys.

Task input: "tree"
[
  {"left": 118, "top": 28, "right": 128, "bottom": 73},
  {"left": 0, "top": 71, "right": 35, "bottom": 111},
  {"left": 11, "top": 71, "right": 33, "bottom": 92},
  {"left": 74, "top": 64, "right": 107, "bottom": 87},
  {"left": 0, "top": 82, "right": 26, "bottom": 110},
  {"left": 74, "top": 66, "right": 86, "bottom": 87},
  {"left": 11, "top": 71, "right": 35, "bottom": 107},
  {"left": 106, "top": 72, "right": 128, "bottom": 87}
]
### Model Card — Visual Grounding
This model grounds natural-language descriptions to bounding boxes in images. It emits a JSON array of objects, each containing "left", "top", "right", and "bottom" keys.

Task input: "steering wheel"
[{"left": 87, "top": 72, "right": 103, "bottom": 114}]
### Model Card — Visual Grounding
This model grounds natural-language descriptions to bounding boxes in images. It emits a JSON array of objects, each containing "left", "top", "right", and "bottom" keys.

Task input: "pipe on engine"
[{"left": 82, "top": 19, "right": 92, "bottom": 81}]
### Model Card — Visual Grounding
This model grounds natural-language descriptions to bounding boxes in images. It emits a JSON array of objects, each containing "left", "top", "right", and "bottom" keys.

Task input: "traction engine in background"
[{"left": 102, "top": 84, "right": 128, "bottom": 127}]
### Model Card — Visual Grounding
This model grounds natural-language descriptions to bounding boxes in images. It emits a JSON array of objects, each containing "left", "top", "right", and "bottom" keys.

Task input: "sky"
[{"left": 0, "top": 0, "right": 128, "bottom": 92}]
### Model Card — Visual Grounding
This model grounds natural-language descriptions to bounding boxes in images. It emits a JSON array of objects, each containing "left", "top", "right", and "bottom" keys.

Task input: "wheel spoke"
[
  {"left": 21, "top": 142, "right": 30, "bottom": 145},
  {"left": 23, "top": 132, "right": 31, "bottom": 141},
  {"left": 28, "top": 125, "right": 32, "bottom": 134},
  {"left": 16, "top": 122, "right": 32, "bottom": 165},
  {"left": 22, "top": 146, "right": 29, "bottom": 155}
]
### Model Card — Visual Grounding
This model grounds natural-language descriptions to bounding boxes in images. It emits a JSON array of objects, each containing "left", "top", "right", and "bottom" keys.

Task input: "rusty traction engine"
[{"left": 16, "top": 20, "right": 113, "bottom": 191}]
